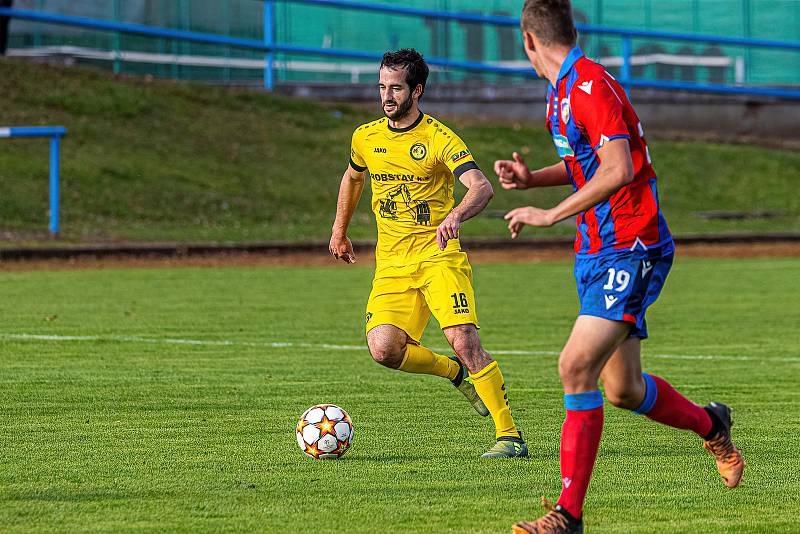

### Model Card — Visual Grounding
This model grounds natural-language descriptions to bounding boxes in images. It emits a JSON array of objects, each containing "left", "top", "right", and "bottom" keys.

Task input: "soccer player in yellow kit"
[{"left": 329, "top": 49, "right": 527, "bottom": 458}]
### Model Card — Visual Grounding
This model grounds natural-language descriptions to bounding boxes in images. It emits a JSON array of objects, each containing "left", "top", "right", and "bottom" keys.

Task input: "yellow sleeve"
[
  {"left": 435, "top": 128, "right": 480, "bottom": 178},
  {"left": 349, "top": 129, "right": 367, "bottom": 172}
]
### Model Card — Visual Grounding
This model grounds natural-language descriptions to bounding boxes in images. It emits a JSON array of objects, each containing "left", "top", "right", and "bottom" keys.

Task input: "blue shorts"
[{"left": 574, "top": 243, "right": 674, "bottom": 339}]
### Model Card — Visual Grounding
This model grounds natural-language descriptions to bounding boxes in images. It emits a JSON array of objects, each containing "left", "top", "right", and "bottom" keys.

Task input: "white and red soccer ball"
[{"left": 296, "top": 404, "right": 353, "bottom": 459}]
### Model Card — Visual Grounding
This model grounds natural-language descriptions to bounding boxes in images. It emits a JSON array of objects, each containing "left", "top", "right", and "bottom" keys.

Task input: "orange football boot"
[
  {"left": 703, "top": 402, "right": 745, "bottom": 488},
  {"left": 512, "top": 497, "right": 583, "bottom": 534}
]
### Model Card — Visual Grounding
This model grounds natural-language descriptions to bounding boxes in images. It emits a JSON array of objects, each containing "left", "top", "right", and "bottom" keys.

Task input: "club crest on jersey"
[
  {"left": 560, "top": 98, "right": 571, "bottom": 123},
  {"left": 410, "top": 143, "right": 427, "bottom": 160},
  {"left": 552, "top": 134, "right": 574, "bottom": 158}
]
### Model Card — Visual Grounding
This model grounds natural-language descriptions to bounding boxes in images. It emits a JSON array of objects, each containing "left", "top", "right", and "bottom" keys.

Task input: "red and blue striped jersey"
[{"left": 546, "top": 46, "right": 672, "bottom": 256}]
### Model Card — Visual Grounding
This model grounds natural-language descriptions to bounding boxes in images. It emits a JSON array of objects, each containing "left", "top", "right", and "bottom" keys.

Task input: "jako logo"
[
  {"left": 374, "top": 147, "right": 387, "bottom": 153},
  {"left": 451, "top": 149, "right": 471, "bottom": 163}
]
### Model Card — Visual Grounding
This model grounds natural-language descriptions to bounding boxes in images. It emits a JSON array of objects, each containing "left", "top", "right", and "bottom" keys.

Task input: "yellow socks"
[
  {"left": 471, "top": 361, "right": 520, "bottom": 439},
  {"left": 397, "top": 348, "right": 520, "bottom": 440},
  {"left": 398, "top": 344, "right": 460, "bottom": 381}
]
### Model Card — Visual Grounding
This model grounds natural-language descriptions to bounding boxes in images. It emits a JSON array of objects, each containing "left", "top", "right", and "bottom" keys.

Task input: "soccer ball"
[{"left": 296, "top": 404, "right": 354, "bottom": 459}]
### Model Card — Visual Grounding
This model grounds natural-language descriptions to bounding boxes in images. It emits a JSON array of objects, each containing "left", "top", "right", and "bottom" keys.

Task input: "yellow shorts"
[{"left": 365, "top": 251, "right": 479, "bottom": 343}]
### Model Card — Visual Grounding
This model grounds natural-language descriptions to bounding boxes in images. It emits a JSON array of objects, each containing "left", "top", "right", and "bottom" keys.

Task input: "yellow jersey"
[{"left": 349, "top": 112, "right": 479, "bottom": 265}]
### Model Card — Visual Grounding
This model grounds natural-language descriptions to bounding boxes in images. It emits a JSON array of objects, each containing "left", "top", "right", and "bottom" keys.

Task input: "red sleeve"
[{"left": 571, "top": 76, "right": 630, "bottom": 150}]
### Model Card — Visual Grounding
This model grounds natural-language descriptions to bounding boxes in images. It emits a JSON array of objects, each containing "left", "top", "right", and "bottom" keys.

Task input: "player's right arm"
[
  {"left": 328, "top": 165, "right": 364, "bottom": 263},
  {"left": 494, "top": 152, "right": 570, "bottom": 190},
  {"left": 329, "top": 163, "right": 366, "bottom": 264},
  {"left": 330, "top": 129, "right": 369, "bottom": 264}
]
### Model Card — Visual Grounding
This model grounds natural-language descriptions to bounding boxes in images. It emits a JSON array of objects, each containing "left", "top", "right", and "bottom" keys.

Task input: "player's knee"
[
  {"left": 558, "top": 353, "right": 595, "bottom": 390},
  {"left": 366, "top": 337, "right": 404, "bottom": 369}
]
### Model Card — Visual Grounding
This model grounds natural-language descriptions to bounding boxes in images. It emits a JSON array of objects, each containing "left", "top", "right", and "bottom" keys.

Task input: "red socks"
[
  {"left": 555, "top": 376, "right": 713, "bottom": 519},
  {"left": 638, "top": 374, "right": 712, "bottom": 438},
  {"left": 557, "top": 391, "right": 604, "bottom": 519}
]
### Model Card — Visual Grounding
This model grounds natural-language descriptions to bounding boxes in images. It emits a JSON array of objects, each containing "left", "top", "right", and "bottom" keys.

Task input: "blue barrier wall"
[{"left": 3, "top": 1, "right": 799, "bottom": 98}]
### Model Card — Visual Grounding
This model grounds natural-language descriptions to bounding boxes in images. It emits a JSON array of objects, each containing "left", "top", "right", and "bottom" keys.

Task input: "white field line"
[
  {"left": 1, "top": 333, "right": 799, "bottom": 362},
  {"left": 0, "top": 333, "right": 365, "bottom": 351}
]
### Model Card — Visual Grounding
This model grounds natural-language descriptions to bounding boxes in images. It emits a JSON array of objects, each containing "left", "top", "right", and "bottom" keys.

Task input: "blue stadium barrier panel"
[
  {"left": 0, "top": 126, "right": 67, "bottom": 236},
  {"left": 1, "top": 3, "right": 798, "bottom": 98},
  {"left": 264, "top": 1, "right": 276, "bottom": 89}
]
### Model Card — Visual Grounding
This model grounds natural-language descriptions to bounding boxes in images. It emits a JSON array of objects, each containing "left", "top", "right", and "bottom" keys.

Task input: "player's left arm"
[
  {"left": 505, "top": 139, "right": 633, "bottom": 237},
  {"left": 505, "top": 75, "right": 634, "bottom": 238},
  {"left": 437, "top": 168, "right": 494, "bottom": 250},
  {"left": 505, "top": 138, "right": 633, "bottom": 238}
]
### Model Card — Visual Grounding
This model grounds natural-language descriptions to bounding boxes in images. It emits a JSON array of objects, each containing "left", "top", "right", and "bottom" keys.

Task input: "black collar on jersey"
[{"left": 387, "top": 111, "right": 424, "bottom": 133}]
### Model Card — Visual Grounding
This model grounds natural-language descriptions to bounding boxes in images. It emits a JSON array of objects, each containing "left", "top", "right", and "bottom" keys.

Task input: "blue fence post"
[
  {"left": 264, "top": 0, "right": 275, "bottom": 90},
  {"left": 49, "top": 135, "right": 61, "bottom": 237},
  {"left": 33, "top": 0, "right": 43, "bottom": 48},
  {"left": 620, "top": 36, "right": 632, "bottom": 93},
  {"left": 112, "top": 0, "right": 121, "bottom": 75},
  {"left": 1, "top": 126, "right": 66, "bottom": 236},
  {"left": 742, "top": 0, "right": 752, "bottom": 85},
  {"left": 222, "top": 0, "right": 231, "bottom": 83}
]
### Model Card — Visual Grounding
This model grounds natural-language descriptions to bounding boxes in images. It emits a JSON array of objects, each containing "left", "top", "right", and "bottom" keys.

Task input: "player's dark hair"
[
  {"left": 521, "top": 0, "right": 577, "bottom": 47},
  {"left": 380, "top": 48, "right": 429, "bottom": 99}
]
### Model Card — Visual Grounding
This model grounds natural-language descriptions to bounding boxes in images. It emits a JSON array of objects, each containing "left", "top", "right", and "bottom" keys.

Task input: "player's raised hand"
[
  {"left": 436, "top": 212, "right": 461, "bottom": 250},
  {"left": 329, "top": 233, "right": 356, "bottom": 264},
  {"left": 504, "top": 206, "right": 554, "bottom": 238},
  {"left": 494, "top": 152, "right": 532, "bottom": 190}
]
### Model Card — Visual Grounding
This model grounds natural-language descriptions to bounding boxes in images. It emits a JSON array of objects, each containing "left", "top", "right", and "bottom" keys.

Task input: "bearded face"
[
  {"left": 383, "top": 91, "right": 414, "bottom": 121},
  {"left": 379, "top": 67, "right": 419, "bottom": 122}
]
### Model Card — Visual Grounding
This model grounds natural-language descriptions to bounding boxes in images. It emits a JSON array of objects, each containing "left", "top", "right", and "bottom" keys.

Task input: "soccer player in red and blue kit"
[{"left": 497, "top": 1, "right": 744, "bottom": 532}]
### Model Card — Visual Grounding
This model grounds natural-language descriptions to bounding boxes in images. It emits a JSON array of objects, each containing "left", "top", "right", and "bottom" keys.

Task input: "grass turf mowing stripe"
[{"left": 3, "top": 333, "right": 800, "bottom": 362}]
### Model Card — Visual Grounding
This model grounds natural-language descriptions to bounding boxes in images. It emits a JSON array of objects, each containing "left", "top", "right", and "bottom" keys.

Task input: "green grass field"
[
  {"left": 1, "top": 256, "right": 799, "bottom": 533},
  {"left": 2, "top": 58, "right": 800, "bottom": 245}
]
